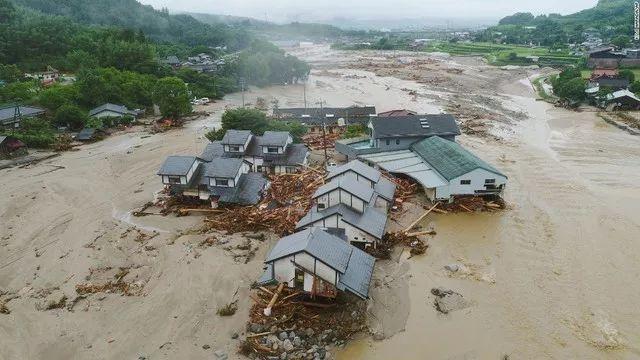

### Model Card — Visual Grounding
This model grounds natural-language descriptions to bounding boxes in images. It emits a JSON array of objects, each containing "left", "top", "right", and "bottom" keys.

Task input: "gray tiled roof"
[
  {"left": 296, "top": 204, "right": 388, "bottom": 240},
  {"left": 313, "top": 176, "right": 375, "bottom": 203},
  {"left": 411, "top": 136, "right": 506, "bottom": 181},
  {"left": 208, "top": 172, "right": 268, "bottom": 205},
  {"left": 337, "top": 246, "right": 375, "bottom": 299},
  {"left": 200, "top": 140, "right": 308, "bottom": 167},
  {"left": 265, "top": 228, "right": 353, "bottom": 273},
  {"left": 202, "top": 158, "right": 243, "bottom": 179},
  {"left": 199, "top": 141, "right": 225, "bottom": 161},
  {"left": 157, "top": 156, "right": 198, "bottom": 176},
  {"left": 221, "top": 129, "right": 252, "bottom": 145},
  {"left": 327, "top": 160, "right": 382, "bottom": 183},
  {"left": 0, "top": 105, "right": 45, "bottom": 123},
  {"left": 370, "top": 114, "right": 460, "bottom": 138},
  {"left": 373, "top": 177, "right": 396, "bottom": 202},
  {"left": 264, "top": 143, "right": 308, "bottom": 166},
  {"left": 89, "top": 103, "right": 137, "bottom": 117},
  {"left": 260, "top": 131, "right": 290, "bottom": 147}
]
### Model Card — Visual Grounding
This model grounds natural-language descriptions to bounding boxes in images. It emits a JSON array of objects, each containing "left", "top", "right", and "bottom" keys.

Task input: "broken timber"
[
  {"left": 264, "top": 283, "right": 285, "bottom": 316},
  {"left": 404, "top": 202, "right": 441, "bottom": 233}
]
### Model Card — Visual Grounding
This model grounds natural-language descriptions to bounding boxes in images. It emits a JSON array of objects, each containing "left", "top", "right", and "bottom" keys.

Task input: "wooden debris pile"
[
  {"left": 368, "top": 232, "right": 428, "bottom": 259},
  {"left": 203, "top": 168, "right": 326, "bottom": 236},
  {"left": 302, "top": 131, "right": 343, "bottom": 150},
  {"left": 240, "top": 284, "right": 367, "bottom": 359},
  {"left": 382, "top": 173, "right": 418, "bottom": 211},
  {"left": 75, "top": 267, "right": 144, "bottom": 297},
  {"left": 440, "top": 196, "right": 506, "bottom": 213}
]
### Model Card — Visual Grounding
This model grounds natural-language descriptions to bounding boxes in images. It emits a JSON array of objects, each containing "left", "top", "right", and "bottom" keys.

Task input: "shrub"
[{"left": 55, "top": 104, "right": 87, "bottom": 130}]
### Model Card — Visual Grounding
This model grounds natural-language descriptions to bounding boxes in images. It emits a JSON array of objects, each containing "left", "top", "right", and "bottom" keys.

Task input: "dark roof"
[
  {"left": 370, "top": 114, "right": 460, "bottom": 139},
  {"left": 313, "top": 176, "right": 375, "bottom": 203},
  {"left": 0, "top": 135, "right": 25, "bottom": 150},
  {"left": 594, "top": 76, "right": 629, "bottom": 89},
  {"left": 264, "top": 144, "right": 308, "bottom": 166},
  {"left": 411, "top": 136, "right": 506, "bottom": 181},
  {"left": 337, "top": 245, "right": 375, "bottom": 299},
  {"left": 275, "top": 106, "right": 376, "bottom": 119},
  {"left": 588, "top": 47, "right": 614, "bottom": 55},
  {"left": 378, "top": 109, "right": 417, "bottom": 117},
  {"left": 157, "top": 156, "right": 198, "bottom": 176},
  {"left": 0, "top": 105, "right": 46, "bottom": 124},
  {"left": 373, "top": 177, "right": 396, "bottom": 202},
  {"left": 200, "top": 140, "right": 308, "bottom": 167},
  {"left": 89, "top": 103, "right": 137, "bottom": 117},
  {"left": 208, "top": 173, "right": 268, "bottom": 205},
  {"left": 202, "top": 158, "right": 244, "bottom": 178},
  {"left": 260, "top": 131, "right": 290, "bottom": 147},
  {"left": 199, "top": 141, "right": 225, "bottom": 162},
  {"left": 296, "top": 204, "right": 388, "bottom": 240},
  {"left": 326, "top": 160, "right": 382, "bottom": 183},
  {"left": 76, "top": 128, "right": 105, "bottom": 141},
  {"left": 221, "top": 130, "right": 252, "bottom": 145}
]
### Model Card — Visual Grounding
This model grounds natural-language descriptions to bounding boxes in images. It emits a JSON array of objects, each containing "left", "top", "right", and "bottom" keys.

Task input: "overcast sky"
[{"left": 139, "top": 0, "right": 598, "bottom": 24}]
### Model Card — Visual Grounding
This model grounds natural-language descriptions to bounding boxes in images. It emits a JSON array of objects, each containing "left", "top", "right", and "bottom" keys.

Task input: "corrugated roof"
[
  {"left": 313, "top": 176, "right": 375, "bottom": 203},
  {"left": 370, "top": 114, "right": 460, "bottom": 138},
  {"left": 221, "top": 130, "right": 252, "bottom": 145},
  {"left": 358, "top": 150, "right": 448, "bottom": 188},
  {"left": 157, "top": 156, "right": 198, "bottom": 176},
  {"left": 411, "top": 136, "right": 505, "bottom": 181},
  {"left": 265, "top": 228, "right": 352, "bottom": 273},
  {"left": 326, "top": 160, "right": 382, "bottom": 183},
  {"left": 202, "top": 158, "right": 243, "bottom": 178}
]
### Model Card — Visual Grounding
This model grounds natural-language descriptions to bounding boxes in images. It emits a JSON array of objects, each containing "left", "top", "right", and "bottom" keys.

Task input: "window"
[
  {"left": 267, "top": 146, "right": 279, "bottom": 153},
  {"left": 229, "top": 145, "right": 240, "bottom": 152},
  {"left": 216, "top": 179, "right": 229, "bottom": 186},
  {"left": 317, "top": 203, "right": 326, "bottom": 210},
  {"left": 395, "top": 139, "right": 400, "bottom": 145},
  {"left": 285, "top": 167, "right": 296, "bottom": 174},
  {"left": 167, "top": 176, "right": 181, "bottom": 184},
  {"left": 385, "top": 139, "right": 390, "bottom": 146},
  {"left": 256, "top": 165, "right": 263, "bottom": 172},
  {"left": 460, "top": 180, "right": 471, "bottom": 185},
  {"left": 485, "top": 179, "right": 496, "bottom": 184}
]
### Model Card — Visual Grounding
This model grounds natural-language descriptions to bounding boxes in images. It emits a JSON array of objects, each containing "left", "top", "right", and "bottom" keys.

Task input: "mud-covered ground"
[{"left": 1, "top": 45, "right": 639, "bottom": 360}]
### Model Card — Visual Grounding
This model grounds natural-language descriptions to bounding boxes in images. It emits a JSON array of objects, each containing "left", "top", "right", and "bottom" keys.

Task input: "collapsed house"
[
  {"left": 258, "top": 227, "right": 375, "bottom": 300},
  {"left": 75, "top": 128, "right": 107, "bottom": 142},
  {"left": 273, "top": 106, "right": 376, "bottom": 133},
  {"left": 359, "top": 136, "right": 507, "bottom": 201},
  {"left": 0, "top": 135, "right": 27, "bottom": 158},
  {"left": 157, "top": 155, "right": 269, "bottom": 208},
  {"left": 336, "top": 114, "right": 461, "bottom": 160},
  {"left": 200, "top": 130, "right": 309, "bottom": 174},
  {"left": 295, "top": 160, "right": 395, "bottom": 249}
]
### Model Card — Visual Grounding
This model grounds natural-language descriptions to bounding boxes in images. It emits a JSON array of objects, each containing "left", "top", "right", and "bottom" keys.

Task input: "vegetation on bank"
[{"left": 205, "top": 108, "right": 307, "bottom": 143}]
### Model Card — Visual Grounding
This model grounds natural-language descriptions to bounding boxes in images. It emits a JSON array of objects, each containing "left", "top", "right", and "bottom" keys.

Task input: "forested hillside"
[{"left": 478, "top": 0, "right": 634, "bottom": 46}]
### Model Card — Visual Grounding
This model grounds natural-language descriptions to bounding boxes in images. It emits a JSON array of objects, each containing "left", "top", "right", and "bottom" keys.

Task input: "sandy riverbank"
[{"left": 1, "top": 45, "right": 639, "bottom": 360}]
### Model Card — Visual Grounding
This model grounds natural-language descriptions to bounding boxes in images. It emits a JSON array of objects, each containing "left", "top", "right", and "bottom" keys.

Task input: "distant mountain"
[{"left": 10, "top": 0, "right": 251, "bottom": 48}]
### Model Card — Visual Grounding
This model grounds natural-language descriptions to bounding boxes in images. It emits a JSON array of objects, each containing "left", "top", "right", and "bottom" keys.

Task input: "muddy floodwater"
[{"left": 1, "top": 45, "right": 639, "bottom": 360}]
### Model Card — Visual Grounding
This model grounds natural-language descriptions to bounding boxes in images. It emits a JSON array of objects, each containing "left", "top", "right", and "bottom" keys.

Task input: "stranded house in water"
[{"left": 157, "top": 129, "right": 309, "bottom": 208}]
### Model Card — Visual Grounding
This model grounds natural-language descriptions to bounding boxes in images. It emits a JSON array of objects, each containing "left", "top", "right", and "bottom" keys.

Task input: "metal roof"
[
  {"left": 260, "top": 131, "right": 290, "bottom": 147},
  {"left": 0, "top": 105, "right": 45, "bottom": 123},
  {"left": 202, "top": 157, "right": 243, "bottom": 178},
  {"left": 358, "top": 150, "right": 448, "bottom": 189},
  {"left": 337, "top": 246, "right": 375, "bottom": 299},
  {"left": 373, "top": 177, "right": 397, "bottom": 202},
  {"left": 157, "top": 156, "right": 198, "bottom": 176},
  {"left": 296, "top": 204, "right": 388, "bottom": 240},
  {"left": 265, "top": 228, "right": 352, "bottom": 273},
  {"left": 370, "top": 114, "right": 460, "bottom": 138},
  {"left": 199, "top": 139, "right": 308, "bottom": 167},
  {"left": 411, "top": 136, "right": 506, "bottom": 181},
  {"left": 326, "top": 160, "right": 382, "bottom": 183},
  {"left": 89, "top": 103, "right": 136, "bottom": 117},
  {"left": 207, "top": 173, "right": 268, "bottom": 205},
  {"left": 221, "top": 129, "right": 252, "bottom": 145},
  {"left": 313, "top": 176, "right": 375, "bottom": 203}
]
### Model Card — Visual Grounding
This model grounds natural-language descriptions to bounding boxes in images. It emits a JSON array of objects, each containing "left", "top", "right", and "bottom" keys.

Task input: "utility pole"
[
  {"left": 239, "top": 77, "right": 246, "bottom": 107},
  {"left": 316, "top": 100, "right": 328, "bottom": 166},
  {"left": 303, "top": 81, "right": 307, "bottom": 110}
]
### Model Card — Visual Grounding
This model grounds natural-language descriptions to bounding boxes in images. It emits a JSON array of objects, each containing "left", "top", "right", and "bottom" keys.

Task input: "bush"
[
  {"left": 217, "top": 301, "right": 238, "bottom": 316},
  {"left": 342, "top": 124, "right": 366, "bottom": 139},
  {"left": 205, "top": 128, "right": 225, "bottom": 142},
  {"left": 85, "top": 117, "right": 104, "bottom": 129},
  {"left": 5, "top": 118, "right": 56, "bottom": 148},
  {"left": 55, "top": 104, "right": 87, "bottom": 130}
]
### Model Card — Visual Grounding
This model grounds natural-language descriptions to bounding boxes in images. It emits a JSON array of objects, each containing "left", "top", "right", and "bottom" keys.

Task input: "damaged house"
[
  {"left": 359, "top": 136, "right": 507, "bottom": 201},
  {"left": 258, "top": 227, "right": 375, "bottom": 300},
  {"left": 157, "top": 155, "right": 268, "bottom": 208},
  {"left": 200, "top": 129, "right": 309, "bottom": 174},
  {"left": 336, "top": 114, "right": 461, "bottom": 160},
  {"left": 295, "top": 160, "right": 395, "bottom": 249}
]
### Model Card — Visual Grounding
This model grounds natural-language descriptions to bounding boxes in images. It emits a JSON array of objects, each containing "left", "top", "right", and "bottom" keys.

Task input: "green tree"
[
  {"left": 54, "top": 104, "right": 87, "bottom": 130},
  {"left": 153, "top": 77, "right": 191, "bottom": 119},
  {"left": 498, "top": 12, "right": 535, "bottom": 25},
  {"left": 4, "top": 118, "right": 55, "bottom": 148},
  {"left": 555, "top": 77, "right": 586, "bottom": 102},
  {"left": 220, "top": 108, "right": 269, "bottom": 134},
  {"left": 0, "top": 81, "right": 38, "bottom": 103},
  {"left": 619, "top": 69, "right": 635, "bottom": 83},
  {"left": 611, "top": 35, "right": 630, "bottom": 49},
  {"left": 0, "top": 64, "right": 22, "bottom": 82},
  {"left": 0, "top": 0, "right": 15, "bottom": 24},
  {"left": 38, "top": 85, "right": 79, "bottom": 111},
  {"left": 629, "top": 81, "right": 640, "bottom": 94}
]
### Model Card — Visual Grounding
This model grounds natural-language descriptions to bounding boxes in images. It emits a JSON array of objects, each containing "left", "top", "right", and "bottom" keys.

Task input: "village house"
[
  {"left": 75, "top": 128, "right": 107, "bottom": 142},
  {"left": 25, "top": 66, "right": 60, "bottom": 86},
  {"left": 295, "top": 161, "right": 395, "bottom": 248},
  {"left": 359, "top": 136, "right": 507, "bottom": 201},
  {"left": 200, "top": 129, "right": 309, "bottom": 174},
  {"left": 336, "top": 114, "right": 461, "bottom": 160},
  {"left": 89, "top": 103, "right": 139, "bottom": 119},
  {"left": 273, "top": 106, "right": 376, "bottom": 133},
  {"left": 0, "top": 105, "right": 46, "bottom": 128},
  {"left": 258, "top": 227, "right": 375, "bottom": 300},
  {"left": 157, "top": 155, "right": 268, "bottom": 207},
  {"left": 0, "top": 135, "right": 27, "bottom": 158},
  {"left": 600, "top": 90, "right": 640, "bottom": 110}
]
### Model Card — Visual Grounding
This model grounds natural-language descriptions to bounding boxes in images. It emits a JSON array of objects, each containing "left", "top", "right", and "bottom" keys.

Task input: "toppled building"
[
  {"left": 359, "top": 136, "right": 507, "bottom": 201},
  {"left": 296, "top": 160, "right": 395, "bottom": 249},
  {"left": 336, "top": 114, "right": 461, "bottom": 160},
  {"left": 258, "top": 227, "right": 375, "bottom": 300},
  {"left": 200, "top": 130, "right": 309, "bottom": 174}
]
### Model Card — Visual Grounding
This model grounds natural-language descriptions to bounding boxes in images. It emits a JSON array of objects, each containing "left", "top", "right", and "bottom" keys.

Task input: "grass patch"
[
  {"left": 217, "top": 300, "right": 238, "bottom": 316},
  {"left": 532, "top": 76, "right": 555, "bottom": 101}
]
